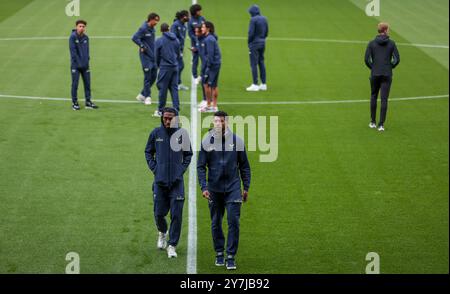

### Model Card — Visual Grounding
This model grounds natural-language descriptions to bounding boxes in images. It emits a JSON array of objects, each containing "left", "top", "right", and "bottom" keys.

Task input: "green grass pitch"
[{"left": 0, "top": 0, "right": 448, "bottom": 273}]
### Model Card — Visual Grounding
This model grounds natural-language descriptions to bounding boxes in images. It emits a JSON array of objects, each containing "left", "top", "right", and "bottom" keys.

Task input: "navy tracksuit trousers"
[
  {"left": 249, "top": 45, "right": 266, "bottom": 85},
  {"left": 71, "top": 68, "right": 91, "bottom": 104},
  {"left": 153, "top": 181, "right": 185, "bottom": 247},
  {"left": 157, "top": 66, "right": 180, "bottom": 112},
  {"left": 208, "top": 189, "right": 242, "bottom": 256},
  {"left": 370, "top": 75, "right": 392, "bottom": 125}
]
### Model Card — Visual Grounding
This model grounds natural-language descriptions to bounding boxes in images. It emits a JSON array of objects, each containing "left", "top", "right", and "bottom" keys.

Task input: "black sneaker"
[
  {"left": 225, "top": 255, "right": 236, "bottom": 270},
  {"left": 215, "top": 252, "right": 225, "bottom": 266},
  {"left": 85, "top": 101, "right": 98, "bottom": 109},
  {"left": 72, "top": 103, "right": 80, "bottom": 111}
]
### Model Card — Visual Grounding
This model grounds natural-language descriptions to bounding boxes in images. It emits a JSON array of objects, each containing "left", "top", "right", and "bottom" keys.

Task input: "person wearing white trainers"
[
  {"left": 202, "top": 22, "right": 222, "bottom": 112},
  {"left": 188, "top": 4, "right": 205, "bottom": 86},
  {"left": 167, "top": 245, "right": 177, "bottom": 258},
  {"left": 145, "top": 107, "right": 193, "bottom": 258},
  {"left": 157, "top": 231, "right": 167, "bottom": 249},
  {"left": 132, "top": 13, "right": 160, "bottom": 106},
  {"left": 246, "top": 5, "right": 268, "bottom": 92},
  {"left": 136, "top": 93, "right": 146, "bottom": 103},
  {"left": 365, "top": 22, "right": 400, "bottom": 132},
  {"left": 198, "top": 100, "right": 207, "bottom": 110},
  {"left": 171, "top": 10, "right": 190, "bottom": 92},
  {"left": 144, "top": 97, "right": 152, "bottom": 105},
  {"left": 194, "top": 76, "right": 202, "bottom": 86},
  {"left": 153, "top": 110, "right": 161, "bottom": 117},
  {"left": 246, "top": 84, "right": 260, "bottom": 92},
  {"left": 178, "top": 84, "right": 189, "bottom": 91},
  {"left": 136, "top": 93, "right": 152, "bottom": 105}
]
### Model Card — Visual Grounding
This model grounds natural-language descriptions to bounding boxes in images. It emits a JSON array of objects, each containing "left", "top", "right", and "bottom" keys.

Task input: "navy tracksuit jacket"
[
  {"left": 204, "top": 34, "right": 222, "bottom": 88},
  {"left": 69, "top": 30, "right": 91, "bottom": 103},
  {"left": 188, "top": 15, "right": 205, "bottom": 78},
  {"left": 132, "top": 22, "right": 157, "bottom": 98},
  {"left": 197, "top": 129, "right": 251, "bottom": 256},
  {"left": 248, "top": 5, "right": 268, "bottom": 85},
  {"left": 145, "top": 122, "right": 193, "bottom": 246},
  {"left": 155, "top": 32, "right": 181, "bottom": 112},
  {"left": 171, "top": 19, "right": 187, "bottom": 85}
]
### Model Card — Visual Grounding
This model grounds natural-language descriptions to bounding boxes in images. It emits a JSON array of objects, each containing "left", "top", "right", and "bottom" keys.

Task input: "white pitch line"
[
  {"left": 186, "top": 77, "right": 198, "bottom": 275},
  {"left": 186, "top": 0, "right": 198, "bottom": 275},
  {"left": 0, "top": 35, "right": 448, "bottom": 49},
  {"left": 0, "top": 93, "right": 448, "bottom": 106}
]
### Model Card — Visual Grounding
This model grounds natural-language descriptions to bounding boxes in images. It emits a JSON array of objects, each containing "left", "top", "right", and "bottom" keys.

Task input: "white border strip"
[
  {"left": 0, "top": 35, "right": 447, "bottom": 49},
  {"left": 0, "top": 94, "right": 448, "bottom": 105}
]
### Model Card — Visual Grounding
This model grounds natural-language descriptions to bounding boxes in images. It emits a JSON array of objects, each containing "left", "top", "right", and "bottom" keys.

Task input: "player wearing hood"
[
  {"left": 154, "top": 23, "right": 181, "bottom": 117},
  {"left": 145, "top": 107, "right": 193, "bottom": 258},
  {"left": 246, "top": 4, "right": 268, "bottom": 92}
]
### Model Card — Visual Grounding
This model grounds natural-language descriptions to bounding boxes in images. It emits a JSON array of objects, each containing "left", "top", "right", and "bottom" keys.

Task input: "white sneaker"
[
  {"left": 209, "top": 106, "right": 218, "bottom": 113},
  {"left": 144, "top": 97, "right": 152, "bottom": 105},
  {"left": 199, "top": 106, "right": 209, "bottom": 113},
  {"left": 136, "top": 93, "right": 146, "bottom": 103},
  {"left": 259, "top": 84, "right": 267, "bottom": 91},
  {"left": 246, "top": 84, "right": 260, "bottom": 91},
  {"left": 198, "top": 100, "right": 207, "bottom": 109},
  {"left": 178, "top": 84, "right": 189, "bottom": 91},
  {"left": 369, "top": 122, "right": 377, "bottom": 129},
  {"left": 153, "top": 110, "right": 162, "bottom": 117},
  {"left": 194, "top": 76, "right": 202, "bottom": 86},
  {"left": 167, "top": 245, "right": 177, "bottom": 258},
  {"left": 378, "top": 125, "right": 385, "bottom": 132},
  {"left": 157, "top": 232, "right": 167, "bottom": 250}
]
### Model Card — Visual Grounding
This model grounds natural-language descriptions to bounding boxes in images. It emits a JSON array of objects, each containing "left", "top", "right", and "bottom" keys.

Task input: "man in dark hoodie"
[
  {"left": 69, "top": 20, "right": 98, "bottom": 111},
  {"left": 132, "top": 13, "right": 160, "bottom": 106},
  {"left": 154, "top": 23, "right": 181, "bottom": 117},
  {"left": 246, "top": 4, "right": 268, "bottom": 92},
  {"left": 365, "top": 22, "right": 400, "bottom": 131},
  {"left": 171, "top": 10, "right": 190, "bottom": 91},
  {"left": 188, "top": 4, "right": 206, "bottom": 85},
  {"left": 145, "top": 107, "right": 193, "bottom": 258},
  {"left": 197, "top": 111, "right": 251, "bottom": 270}
]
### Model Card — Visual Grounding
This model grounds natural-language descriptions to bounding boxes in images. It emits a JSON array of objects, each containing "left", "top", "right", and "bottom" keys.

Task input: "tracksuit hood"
[
  {"left": 71, "top": 29, "right": 85, "bottom": 38},
  {"left": 248, "top": 4, "right": 260, "bottom": 16},
  {"left": 375, "top": 34, "right": 390, "bottom": 46},
  {"left": 159, "top": 108, "right": 180, "bottom": 129},
  {"left": 163, "top": 31, "right": 177, "bottom": 41}
]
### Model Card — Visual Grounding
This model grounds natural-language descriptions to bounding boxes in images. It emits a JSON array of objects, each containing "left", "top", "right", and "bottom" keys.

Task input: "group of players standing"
[
  {"left": 132, "top": 4, "right": 223, "bottom": 115},
  {"left": 69, "top": 4, "right": 269, "bottom": 114}
]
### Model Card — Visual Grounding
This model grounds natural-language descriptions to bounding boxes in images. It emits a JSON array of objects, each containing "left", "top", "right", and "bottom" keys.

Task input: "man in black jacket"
[
  {"left": 365, "top": 22, "right": 400, "bottom": 131},
  {"left": 197, "top": 111, "right": 251, "bottom": 270},
  {"left": 145, "top": 107, "right": 192, "bottom": 258}
]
